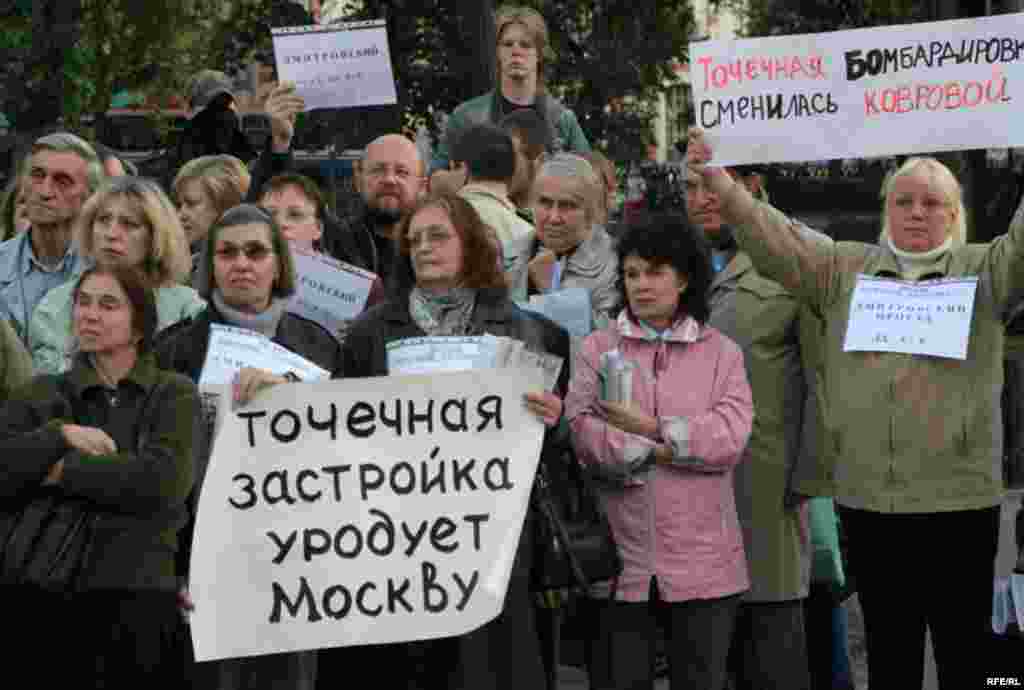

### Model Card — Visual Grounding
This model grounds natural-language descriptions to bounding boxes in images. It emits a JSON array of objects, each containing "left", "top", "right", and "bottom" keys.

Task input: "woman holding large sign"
[
  {"left": 564, "top": 216, "right": 753, "bottom": 690},
  {"left": 337, "top": 193, "right": 569, "bottom": 690},
  {"left": 687, "top": 127, "right": 1014, "bottom": 689},
  {"left": 154, "top": 204, "right": 341, "bottom": 690},
  {"left": 0, "top": 265, "right": 200, "bottom": 687}
]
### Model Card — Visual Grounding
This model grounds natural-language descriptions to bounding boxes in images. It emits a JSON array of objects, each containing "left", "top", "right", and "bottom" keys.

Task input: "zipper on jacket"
[{"left": 649, "top": 343, "right": 662, "bottom": 587}]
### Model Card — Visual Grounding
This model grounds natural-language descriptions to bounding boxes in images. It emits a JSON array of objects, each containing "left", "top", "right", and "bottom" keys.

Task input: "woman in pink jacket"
[{"left": 565, "top": 214, "right": 753, "bottom": 690}]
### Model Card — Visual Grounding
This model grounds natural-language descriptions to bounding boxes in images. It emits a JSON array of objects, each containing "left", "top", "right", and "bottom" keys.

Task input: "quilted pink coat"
[{"left": 566, "top": 312, "right": 753, "bottom": 602}]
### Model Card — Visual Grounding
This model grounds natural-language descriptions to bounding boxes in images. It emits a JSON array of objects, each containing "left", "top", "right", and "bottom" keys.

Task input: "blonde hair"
[
  {"left": 532, "top": 153, "right": 602, "bottom": 224},
  {"left": 495, "top": 5, "right": 550, "bottom": 88},
  {"left": 173, "top": 155, "right": 251, "bottom": 216},
  {"left": 76, "top": 177, "right": 192, "bottom": 286},
  {"left": 879, "top": 157, "right": 967, "bottom": 246}
]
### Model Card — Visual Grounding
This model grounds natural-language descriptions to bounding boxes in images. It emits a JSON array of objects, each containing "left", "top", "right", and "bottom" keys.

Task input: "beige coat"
[
  {"left": 709, "top": 251, "right": 812, "bottom": 601},
  {"left": 720, "top": 184, "right": 1022, "bottom": 513},
  {"left": 0, "top": 319, "right": 31, "bottom": 403}
]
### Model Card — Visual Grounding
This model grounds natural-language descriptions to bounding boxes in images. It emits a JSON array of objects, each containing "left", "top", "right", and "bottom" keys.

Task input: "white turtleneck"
[{"left": 886, "top": 235, "right": 953, "bottom": 281}]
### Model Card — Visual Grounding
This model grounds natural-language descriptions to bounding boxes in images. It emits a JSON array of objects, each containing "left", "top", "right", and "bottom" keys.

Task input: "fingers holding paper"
[{"left": 524, "top": 391, "right": 563, "bottom": 428}]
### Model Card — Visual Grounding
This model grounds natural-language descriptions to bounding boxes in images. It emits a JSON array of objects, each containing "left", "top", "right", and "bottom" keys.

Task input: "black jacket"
[
  {"left": 174, "top": 101, "right": 255, "bottom": 169},
  {"left": 341, "top": 288, "right": 570, "bottom": 395},
  {"left": 339, "top": 289, "right": 568, "bottom": 690},
  {"left": 0, "top": 354, "right": 200, "bottom": 591},
  {"left": 153, "top": 304, "right": 343, "bottom": 578}
]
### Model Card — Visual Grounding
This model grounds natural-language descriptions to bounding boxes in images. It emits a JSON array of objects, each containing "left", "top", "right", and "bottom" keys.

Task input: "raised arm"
[
  {"left": 983, "top": 196, "right": 1024, "bottom": 316},
  {"left": 687, "top": 128, "right": 839, "bottom": 313}
]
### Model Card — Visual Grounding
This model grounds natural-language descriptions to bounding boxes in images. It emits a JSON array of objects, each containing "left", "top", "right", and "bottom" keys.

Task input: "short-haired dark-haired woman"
[{"left": 565, "top": 214, "right": 754, "bottom": 690}]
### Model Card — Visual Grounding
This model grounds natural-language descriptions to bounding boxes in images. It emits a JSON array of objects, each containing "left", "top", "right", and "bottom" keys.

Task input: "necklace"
[{"left": 90, "top": 355, "right": 121, "bottom": 406}]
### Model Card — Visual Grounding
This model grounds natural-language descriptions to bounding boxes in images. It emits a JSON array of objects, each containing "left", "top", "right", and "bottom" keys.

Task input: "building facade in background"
[{"left": 655, "top": 0, "right": 743, "bottom": 162}]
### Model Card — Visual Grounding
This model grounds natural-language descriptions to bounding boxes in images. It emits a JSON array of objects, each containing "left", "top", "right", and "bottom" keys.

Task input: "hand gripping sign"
[
  {"left": 189, "top": 370, "right": 544, "bottom": 661},
  {"left": 690, "top": 13, "right": 1024, "bottom": 165}
]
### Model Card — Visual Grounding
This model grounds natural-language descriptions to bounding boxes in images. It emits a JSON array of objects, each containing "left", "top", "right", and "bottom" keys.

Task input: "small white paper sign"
[
  {"left": 842, "top": 276, "right": 978, "bottom": 360},
  {"left": 189, "top": 371, "right": 544, "bottom": 661},
  {"left": 199, "top": 324, "right": 331, "bottom": 385},
  {"left": 386, "top": 336, "right": 500, "bottom": 375},
  {"left": 516, "top": 287, "right": 593, "bottom": 338},
  {"left": 690, "top": 13, "right": 1024, "bottom": 165},
  {"left": 271, "top": 20, "right": 398, "bottom": 111},
  {"left": 289, "top": 251, "right": 375, "bottom": 336}
]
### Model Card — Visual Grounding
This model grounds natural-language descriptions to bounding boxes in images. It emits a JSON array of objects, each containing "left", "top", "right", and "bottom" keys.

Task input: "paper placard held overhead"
[
  {"left": 272, "top": 19, "right": 397, "bottom": 110},
  {"left": 690, "top": 13, "right": 1024, "bottom": 165}
]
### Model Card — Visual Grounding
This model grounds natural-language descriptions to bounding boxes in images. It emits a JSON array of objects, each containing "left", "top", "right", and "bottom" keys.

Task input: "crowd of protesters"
[{"left": 0, "top": 4, "right": 1021, "bottom": 690}]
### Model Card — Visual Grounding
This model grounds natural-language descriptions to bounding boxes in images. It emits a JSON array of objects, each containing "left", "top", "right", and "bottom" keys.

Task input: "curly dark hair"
[{"left": 615, "top": 213, "right": 712, "bottom": 325}]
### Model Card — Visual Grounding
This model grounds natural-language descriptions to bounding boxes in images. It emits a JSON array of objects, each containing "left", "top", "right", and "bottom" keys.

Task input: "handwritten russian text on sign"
[
  {"left": 689, "top": 13, "right": 1024, "bottom": 165},
  {"left": 271, "top": 20, "right": 397, "bottom": 111},
  {"left": 289, "top": 251, "right": 375, "bottom": 337},
  {"left": 842, "top": 276, "right": 978, "bottom": 359},
  {"left": 199, "top": 324, "right": 330, "bottom": 385},
  {"left": 189, "top": 372, "right": 544, "bottom": 661}
]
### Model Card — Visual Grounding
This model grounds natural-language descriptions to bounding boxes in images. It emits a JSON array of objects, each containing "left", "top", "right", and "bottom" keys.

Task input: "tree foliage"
[
  {"left": 324, "top": 0, "right": 693, "bottom": 161},
  {"left": 738, "top": 0, "right": 930, "bottom": 36},
  {"left": 0, "top": 0, "right": 84, "bottom": 132}
]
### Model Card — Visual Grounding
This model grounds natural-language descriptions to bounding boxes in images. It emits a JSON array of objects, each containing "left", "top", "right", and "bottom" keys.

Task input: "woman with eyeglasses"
[
  {"left": 154, "top": 204, "right": 342, "bottom": 690},
  {"left": 258, "top": 173, "right": 385, "bottom": 325},
  {"left": 28, "top": 177, "right": 205, "bottom": 375},
  {"left": 334, "top": 193, "right": 569, "bottom": 690}
]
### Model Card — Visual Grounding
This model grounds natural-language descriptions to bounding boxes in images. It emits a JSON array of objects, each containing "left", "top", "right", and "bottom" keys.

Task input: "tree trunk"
[{"left": 460, "top": 0, "right": 495, "bottom": 97}]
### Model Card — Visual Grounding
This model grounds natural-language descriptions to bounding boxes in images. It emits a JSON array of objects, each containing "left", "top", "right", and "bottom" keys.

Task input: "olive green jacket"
[
  {"left": 0, "top": 319, "right": 32, "bottom": 403},
  {"left": 708, "top": 251, "right": 812, "bottom": 601},
  {"left": 0, "top": 353, "right": 200, "bottom": 591},
  {"left": 721, "top": 184, "right": 1022, "bottom": 513}
]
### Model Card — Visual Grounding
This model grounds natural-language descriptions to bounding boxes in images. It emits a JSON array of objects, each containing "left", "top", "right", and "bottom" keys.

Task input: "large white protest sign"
[
  {"left": 289, "top": 251, "right": 375, "bottom": 337},
  {"left": 271, "top": 20, "right": 397, "bottom": 111},
  {"left": 199, "top": 324, "right": 331, "bottom": 385},
  {"left": 189, "top": 371, "right": 545, "bottom": 661},
  {"left": 690, "top": 13, "right": 1024, "bottom": 164},
  {"left": 842, "top": 276, "right": 978, "bottom": 360}
]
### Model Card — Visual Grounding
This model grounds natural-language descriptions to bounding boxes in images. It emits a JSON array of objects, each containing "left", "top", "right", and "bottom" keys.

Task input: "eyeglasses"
[
  {"left": 214, "top": 243, "right": 275, "bottom": 262},
  {"left": 407, "top": 227, "right": 457, "bottom": 247},
  {"left": 267, "top": 207, "right": 317, "bottom": 224},
  {"left": 365, "top": 163, "right": 418, "bottom": 183}
]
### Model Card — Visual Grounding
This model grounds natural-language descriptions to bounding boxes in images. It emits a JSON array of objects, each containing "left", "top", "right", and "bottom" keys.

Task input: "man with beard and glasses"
[{"left": 327, "top": 134, "right": 426, "bottom": 289}]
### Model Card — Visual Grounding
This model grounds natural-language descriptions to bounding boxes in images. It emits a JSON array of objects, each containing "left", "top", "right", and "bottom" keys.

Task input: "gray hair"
[
  {"left": 32, "top": 132, "right": 106, "bottom": 193},
  {"left": 532, "top": 153, "right": 602, "bottom": 222}
]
